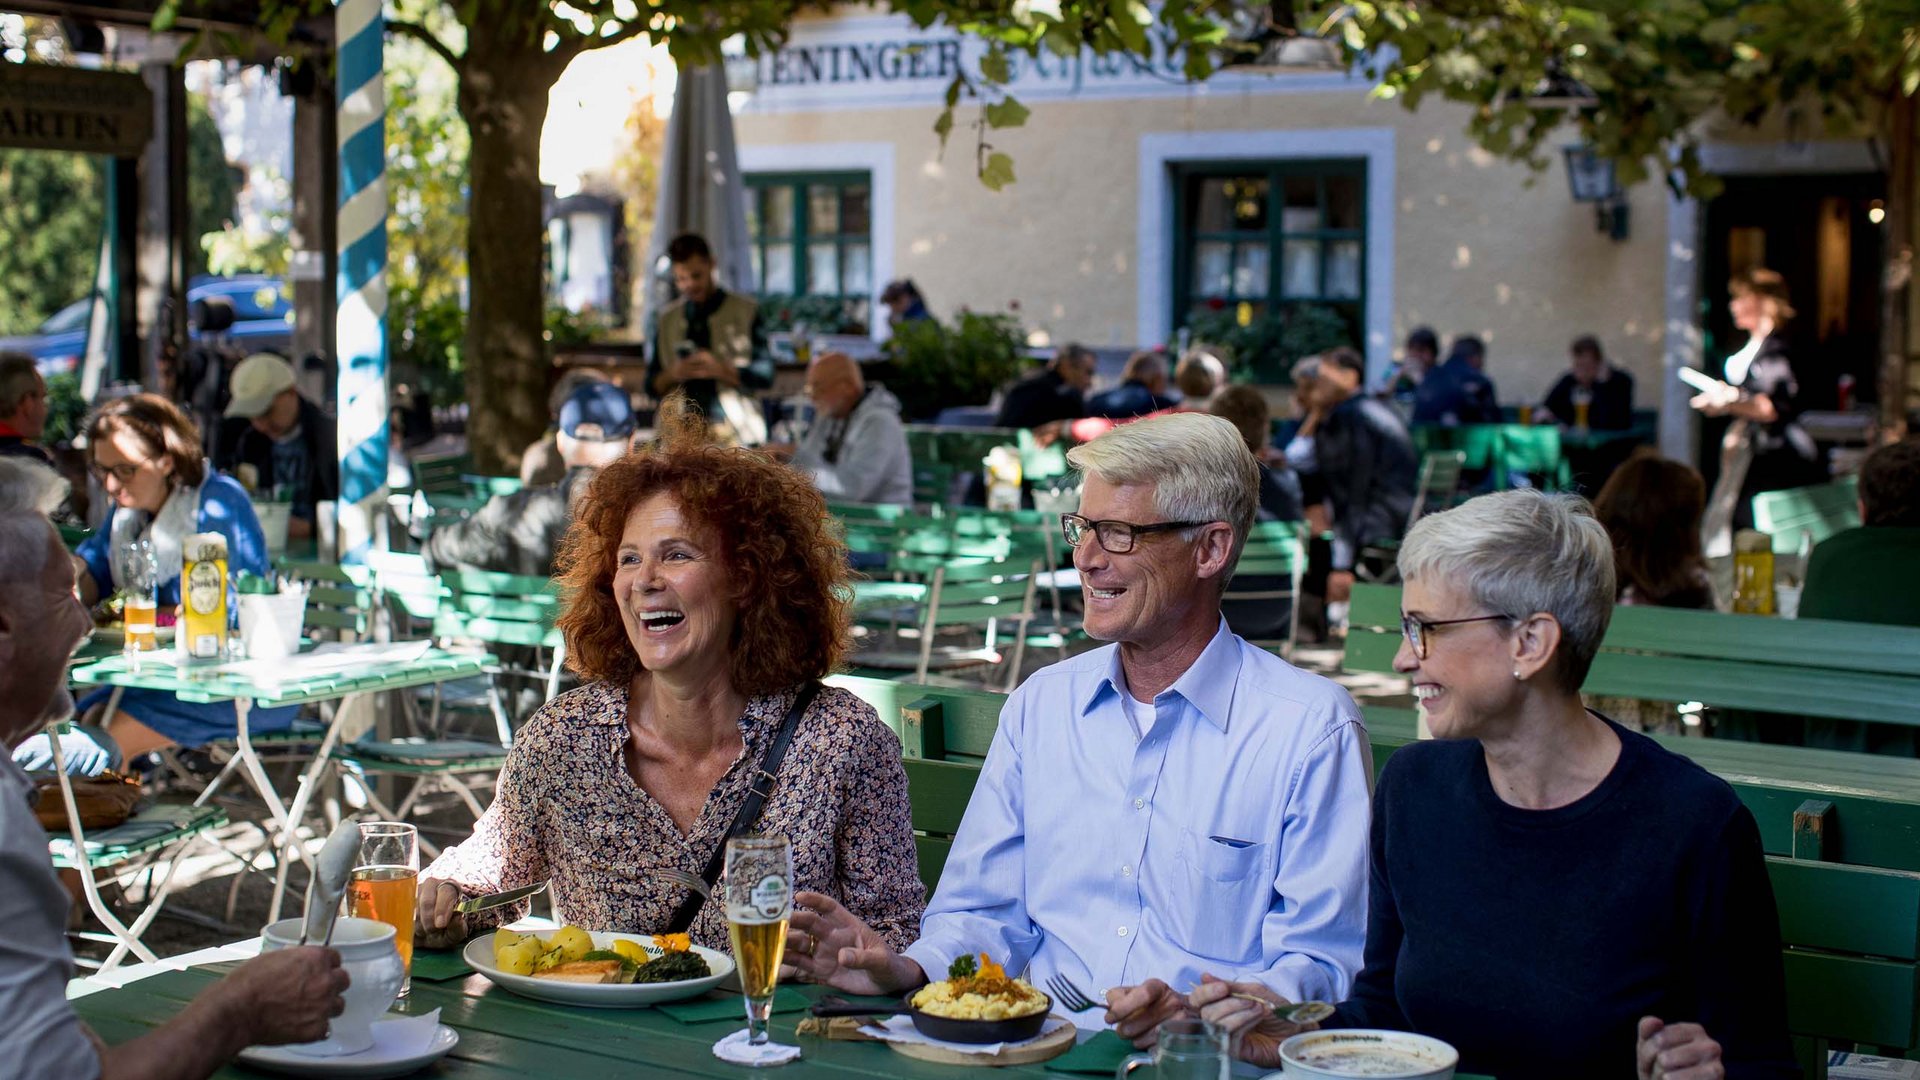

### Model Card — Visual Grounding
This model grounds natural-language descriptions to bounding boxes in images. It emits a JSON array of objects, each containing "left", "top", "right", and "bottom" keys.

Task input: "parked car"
[{"left": 0, "top": 274, "right": 295, "bottom": 377}]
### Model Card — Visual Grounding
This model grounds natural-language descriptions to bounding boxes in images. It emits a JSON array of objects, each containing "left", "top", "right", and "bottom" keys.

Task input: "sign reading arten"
[
  {"left": 737, "top": 13, "right": 1356, "bottom": 113},
  {"left": 0, "top": 64, "right": 153, "bottom": 157}
]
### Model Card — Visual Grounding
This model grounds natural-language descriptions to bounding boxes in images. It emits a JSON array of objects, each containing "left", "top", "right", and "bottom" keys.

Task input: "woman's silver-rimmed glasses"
[
  {"left": 1060, "top": 513, "right": 1209, "bottom": 555},
  {"left": 1400, "top": 612, "right": 1513, "bottom": 659}
]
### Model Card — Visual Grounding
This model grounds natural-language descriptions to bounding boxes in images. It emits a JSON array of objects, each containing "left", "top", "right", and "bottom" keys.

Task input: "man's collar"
[
  {"left": 1082, "top": 618, "right": 1240, "bottom": 732},
  {"left": 0, "top": 420, "right": 23, "bottom": 438}
]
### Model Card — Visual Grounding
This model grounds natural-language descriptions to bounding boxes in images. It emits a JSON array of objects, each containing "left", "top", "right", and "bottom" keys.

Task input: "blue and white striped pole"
[{"left": 335, "top": 0, "right": 388, "bottom": 564}]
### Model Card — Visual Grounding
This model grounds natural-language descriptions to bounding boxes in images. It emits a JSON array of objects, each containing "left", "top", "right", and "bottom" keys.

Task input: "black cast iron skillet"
[{"left": 810, "top": 991, "right": 1053, "bottom": 1044}]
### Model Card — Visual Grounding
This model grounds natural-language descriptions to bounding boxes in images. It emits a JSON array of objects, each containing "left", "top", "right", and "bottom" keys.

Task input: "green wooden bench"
[
  {"left": 47, "top": 796, "right": 231, "bottom": 972},
  {"left": 1344, "top": 583, "right": 1920, "bottom": 734},
  {"left": 1754, "top": 476, "right": 1862, "bottom": 555},
  {"left": 843, "top": 675, "right": 1920, "bottom": 1077}
]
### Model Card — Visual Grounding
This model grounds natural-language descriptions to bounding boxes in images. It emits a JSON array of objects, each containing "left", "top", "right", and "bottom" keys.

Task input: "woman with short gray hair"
[{"left": 1195, "top": 490, "right": 1796, "bottom": 1080}]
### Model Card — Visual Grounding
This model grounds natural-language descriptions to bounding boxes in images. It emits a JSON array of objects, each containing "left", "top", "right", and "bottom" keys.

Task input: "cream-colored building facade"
[{"left": 733, "top": 10, "right": 1895, "bottom": 457}]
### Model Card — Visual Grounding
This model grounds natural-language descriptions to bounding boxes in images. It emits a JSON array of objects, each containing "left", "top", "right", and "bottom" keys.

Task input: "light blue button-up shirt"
[{"left": 905, "top": 620, "right": 1373, "bottom": 1021}]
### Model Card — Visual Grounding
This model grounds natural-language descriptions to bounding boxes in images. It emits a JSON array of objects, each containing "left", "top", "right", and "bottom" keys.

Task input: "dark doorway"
[{"left": 1697, "top": 171, "right": 1884, "bottom": 482}]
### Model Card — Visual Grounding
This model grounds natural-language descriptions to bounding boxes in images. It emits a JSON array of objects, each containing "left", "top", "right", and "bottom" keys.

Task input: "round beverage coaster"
[{"left": 882, "top": 1015, "right": 1077, "bottom": 1067}]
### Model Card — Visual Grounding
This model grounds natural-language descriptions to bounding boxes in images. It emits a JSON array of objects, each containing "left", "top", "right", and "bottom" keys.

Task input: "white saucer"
[{"left": 235, "top": 1023, "right": 459, "bottom": 1078}]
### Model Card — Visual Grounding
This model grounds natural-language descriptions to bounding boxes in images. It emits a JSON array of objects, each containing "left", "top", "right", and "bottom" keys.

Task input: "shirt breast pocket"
[{"left": 1167, "top": 825, "right": 1273, "bottom": 963}]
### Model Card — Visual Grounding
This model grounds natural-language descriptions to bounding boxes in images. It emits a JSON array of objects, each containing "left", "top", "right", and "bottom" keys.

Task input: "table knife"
[{"left": 455, "top": 880, "right": 549, "bottom": 915}]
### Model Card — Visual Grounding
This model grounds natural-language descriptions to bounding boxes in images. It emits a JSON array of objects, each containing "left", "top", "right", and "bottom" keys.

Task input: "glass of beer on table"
[
  {"left": 348, "top": 821, "right": 419, "bottom": 997},
  {"left": 117, "top": 538, "right": 158, "bottom": 654},
  {"left": 724, "top": 834, "right": 794, "bottom": 1059}
]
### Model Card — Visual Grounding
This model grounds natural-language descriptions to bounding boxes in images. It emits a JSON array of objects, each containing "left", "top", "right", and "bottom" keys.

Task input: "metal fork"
[
  {"left": 1046, "top": 974, "right": 1103, "bottom": 1013},
  {"left": 648, "top": 867, "right": 712, "bottom": 900}
]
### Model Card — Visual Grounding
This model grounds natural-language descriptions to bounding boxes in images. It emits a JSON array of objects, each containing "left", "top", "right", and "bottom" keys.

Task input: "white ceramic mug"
[{"left": 260, "top": 916, "right": 405, "bottom": 1056}]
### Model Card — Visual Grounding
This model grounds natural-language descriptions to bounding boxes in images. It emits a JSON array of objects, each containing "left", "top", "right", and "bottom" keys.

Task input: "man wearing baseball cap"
[
  {"left": 215, "top": 354, "right": 338, "bottom": 540},
  {"left": 424, "top": 381, "right": 633, "bottom": 577}
]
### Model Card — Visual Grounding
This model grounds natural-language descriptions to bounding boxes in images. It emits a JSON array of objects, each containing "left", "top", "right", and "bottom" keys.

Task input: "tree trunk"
[
  {"left": 1880, "top": 94, "right": 1915, "bottom": 435},
  {"left": 457, "top": 43, "right": 571, "bottom": 474}
]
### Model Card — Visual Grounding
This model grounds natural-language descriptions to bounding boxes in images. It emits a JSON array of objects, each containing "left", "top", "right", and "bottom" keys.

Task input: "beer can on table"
[{"left": 181, "top": 532, "right": 229, "bottom": 659}]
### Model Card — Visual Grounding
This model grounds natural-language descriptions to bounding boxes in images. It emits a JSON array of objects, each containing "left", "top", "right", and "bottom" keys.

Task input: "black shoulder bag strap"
[{"left": 665, "top": 681, "right": 823, "bottom": 934}]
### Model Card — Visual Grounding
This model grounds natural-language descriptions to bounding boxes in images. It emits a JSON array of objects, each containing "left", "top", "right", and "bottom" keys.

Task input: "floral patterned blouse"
[{"left": 423, "top": 680, "right": 925, "bottom": 951}]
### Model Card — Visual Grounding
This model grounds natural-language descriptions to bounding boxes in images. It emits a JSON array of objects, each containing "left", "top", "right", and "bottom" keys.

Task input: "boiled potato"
[
  {"left": 492, "top": 928, "right": 533, "bottom": 961},
  {"left": 547, "top": 925, "right": 594, "bottom": 964},
  {"left": 495, "top": 936, "right": 543, "bottom": 976},
  {"left": 610, "top": 939, "right": 649, "bottom": 966}
]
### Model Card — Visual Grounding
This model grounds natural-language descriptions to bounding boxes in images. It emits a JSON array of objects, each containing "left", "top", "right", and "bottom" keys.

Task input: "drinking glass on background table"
[
  {"left": 117, "top": 538, "right": 158, "bottom": 654},
  {"left": 724, "top": 834, "right": 795, "bottom": 1062},
  {"left": 1116, "top": 1018, "right": 1230, "bottom": 1080},
  {"left": 348, "top": 822, "right": 419, "bottom": 997}
]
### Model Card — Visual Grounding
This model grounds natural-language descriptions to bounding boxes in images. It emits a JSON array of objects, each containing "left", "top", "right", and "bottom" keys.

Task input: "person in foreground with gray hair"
[
  {"left": 783, "top": 412, "right": 1373, "bottom": 1048},
  {"left": 1193, "top": 490, "right": 1796, "bottom": 1080},
  {"left": 0, "top": 458, "right": 350, "bottom": 1080}
]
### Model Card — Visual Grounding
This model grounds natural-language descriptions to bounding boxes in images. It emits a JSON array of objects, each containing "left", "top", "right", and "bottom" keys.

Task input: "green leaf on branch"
[
  {"left": 980, "top": 46, "right": 1011, "bottom": 84},
  {"left": 984, "top": 96, "right": 1030, "bottom": 129},
  {"left": 934, "top": 107, "right": 956, "bottom": 147},
  {"left": 981, "top": 151, "right": 1017, "bottom": 190}
]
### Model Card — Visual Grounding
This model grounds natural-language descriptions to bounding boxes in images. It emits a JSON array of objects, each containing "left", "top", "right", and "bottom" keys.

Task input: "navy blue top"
[
  {"left": 1411, "top": 355, "right": 1500, "bottom": 425},
  {"left": 1328, "top": 717, "right": 1796, "bottom": 1080},
  {"left": 1085, "top": 380, "right": 1179, "bottom": 420}
]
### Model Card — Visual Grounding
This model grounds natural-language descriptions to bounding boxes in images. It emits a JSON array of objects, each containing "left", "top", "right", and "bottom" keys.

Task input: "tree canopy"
[{"left": 1311, "top": 0, "right": 1919, "bottom": 195}]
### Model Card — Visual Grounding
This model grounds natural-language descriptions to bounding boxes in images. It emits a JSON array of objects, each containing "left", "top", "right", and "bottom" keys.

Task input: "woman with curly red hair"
[{"left": 413, "top": 400, "right": 924, "bottom": 953}]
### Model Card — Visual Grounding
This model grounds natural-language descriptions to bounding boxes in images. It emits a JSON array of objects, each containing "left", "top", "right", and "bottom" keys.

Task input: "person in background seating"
[
  {"left": 767, "top": 352, "right": 913, "bottom": 507},
  {"left": 1801, "top": 438, "right": 1920, "bottom": 754},
  {"left": 1591, "top": 452, "right": 1713, "bottom": 610},
  {"left": 425, "top": 382, "right": 633, "bottom": 577},
  {"left": 74, "top": 395, "right": 294, "bottom": 759},
  {"left": 1174, "top": 350, "right": 1227, "bottom": 411},
  {"left": 0, "top": 353, "right": 53, "bottom": 466},
  {"left": 785, "top": 413, "right": 1373, "bottom": 1049},
  {"left": 214, "top": 354, "right": 339, "bottom": 542},
  {"left": 880, "top": 279, "right": 932, "bottom": 326},
  {"left": 1540, "top": 336, "right": 1634, "bottom": 432},
  {"left": 0, "top": 457, "right": 351, "bottom": 1080},
  {"left": 1211, "top": 384, "right": 1301, "bottom": 523},
  {"left": 1374, "top": 327, "right": 1437, "bottom": 405},
  {"left": 1196, "top": 490, "right": 1796, "bottom": 1080},
  {"left": 994, "top": 343, "right": 1097, "bottom": 445},
  {"left": 520, "top": 369, "right": 613, "bottom": 487},
  {"left": 1412, "top": 335, "right": 1499, "bottom": 426},
  {"left": 1087, "top": 350, "right": 1180, "bottom": 420}
]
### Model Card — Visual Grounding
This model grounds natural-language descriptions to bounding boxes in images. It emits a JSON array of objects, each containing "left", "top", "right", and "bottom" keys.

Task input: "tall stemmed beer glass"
[{"left": 724, "top": 834, "right": 794, "bottom": 1060}]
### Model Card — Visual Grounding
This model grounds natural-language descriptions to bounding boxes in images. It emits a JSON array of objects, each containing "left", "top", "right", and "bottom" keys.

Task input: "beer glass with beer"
[
  {"left": 349, "top": 822, "right": 419, "bottom": 997},
  {"left": 723, "top": 834, "right": 794, "bottom": 1058},
  {"left": 117, "top": 538, "right": 158, "bottom": 654}
]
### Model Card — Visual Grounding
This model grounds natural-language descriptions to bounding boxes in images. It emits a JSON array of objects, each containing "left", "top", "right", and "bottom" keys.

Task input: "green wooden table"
[
  {"left": 66, "top": 957, "right": 1272, "bottom": 1079},
  {"left": 69, "top": 644, "right": 492, "bottom": 923}
]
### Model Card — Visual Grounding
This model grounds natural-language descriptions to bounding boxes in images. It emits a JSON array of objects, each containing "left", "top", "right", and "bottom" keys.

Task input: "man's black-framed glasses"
[
  {"left": 1400, "top": 612, "right": 1514, "bottom": 660},
  {"left": 1061, "top": 513, "right": 1210, "bottom": 554}
]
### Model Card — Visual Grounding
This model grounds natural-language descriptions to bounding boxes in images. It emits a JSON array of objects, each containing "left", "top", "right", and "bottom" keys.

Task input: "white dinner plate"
[
  {"left": 463, "top": 930, "right": 734, "bottom": 1008},
  {"left": 236, "top": 1022, "right": 459, "bottom": 1078}
]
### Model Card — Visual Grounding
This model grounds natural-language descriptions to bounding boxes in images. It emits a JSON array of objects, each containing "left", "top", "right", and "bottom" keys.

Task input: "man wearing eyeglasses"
[{"left": 784, "top": 412, "right": 1372, "bottom": 1048}]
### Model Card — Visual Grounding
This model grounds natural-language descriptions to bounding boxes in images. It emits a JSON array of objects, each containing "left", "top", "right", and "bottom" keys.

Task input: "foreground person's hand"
[
  {"left": 219, "top": 946, "right": 350, "bottom": 1045},
  {"left": 780, "top": 890, "right": 925, "bottom": 994},
  {"left": 1106, "top": 978, "right": 1190, "bottom": 1048},
  {"left": 1190, "top": 975, "right": 1309, "bottom": 1067},
  {"left": 414, "top": 876, "right": 469, "bottom": 949},
  {"left": 1637, "top": 1016, "right": 1724, "bottom": 1080}
]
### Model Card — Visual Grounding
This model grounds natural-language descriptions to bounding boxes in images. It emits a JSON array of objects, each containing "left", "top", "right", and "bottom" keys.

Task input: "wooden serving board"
[{"left": 881, "top": 1015, "right": 1078, "bottom": 1067}]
